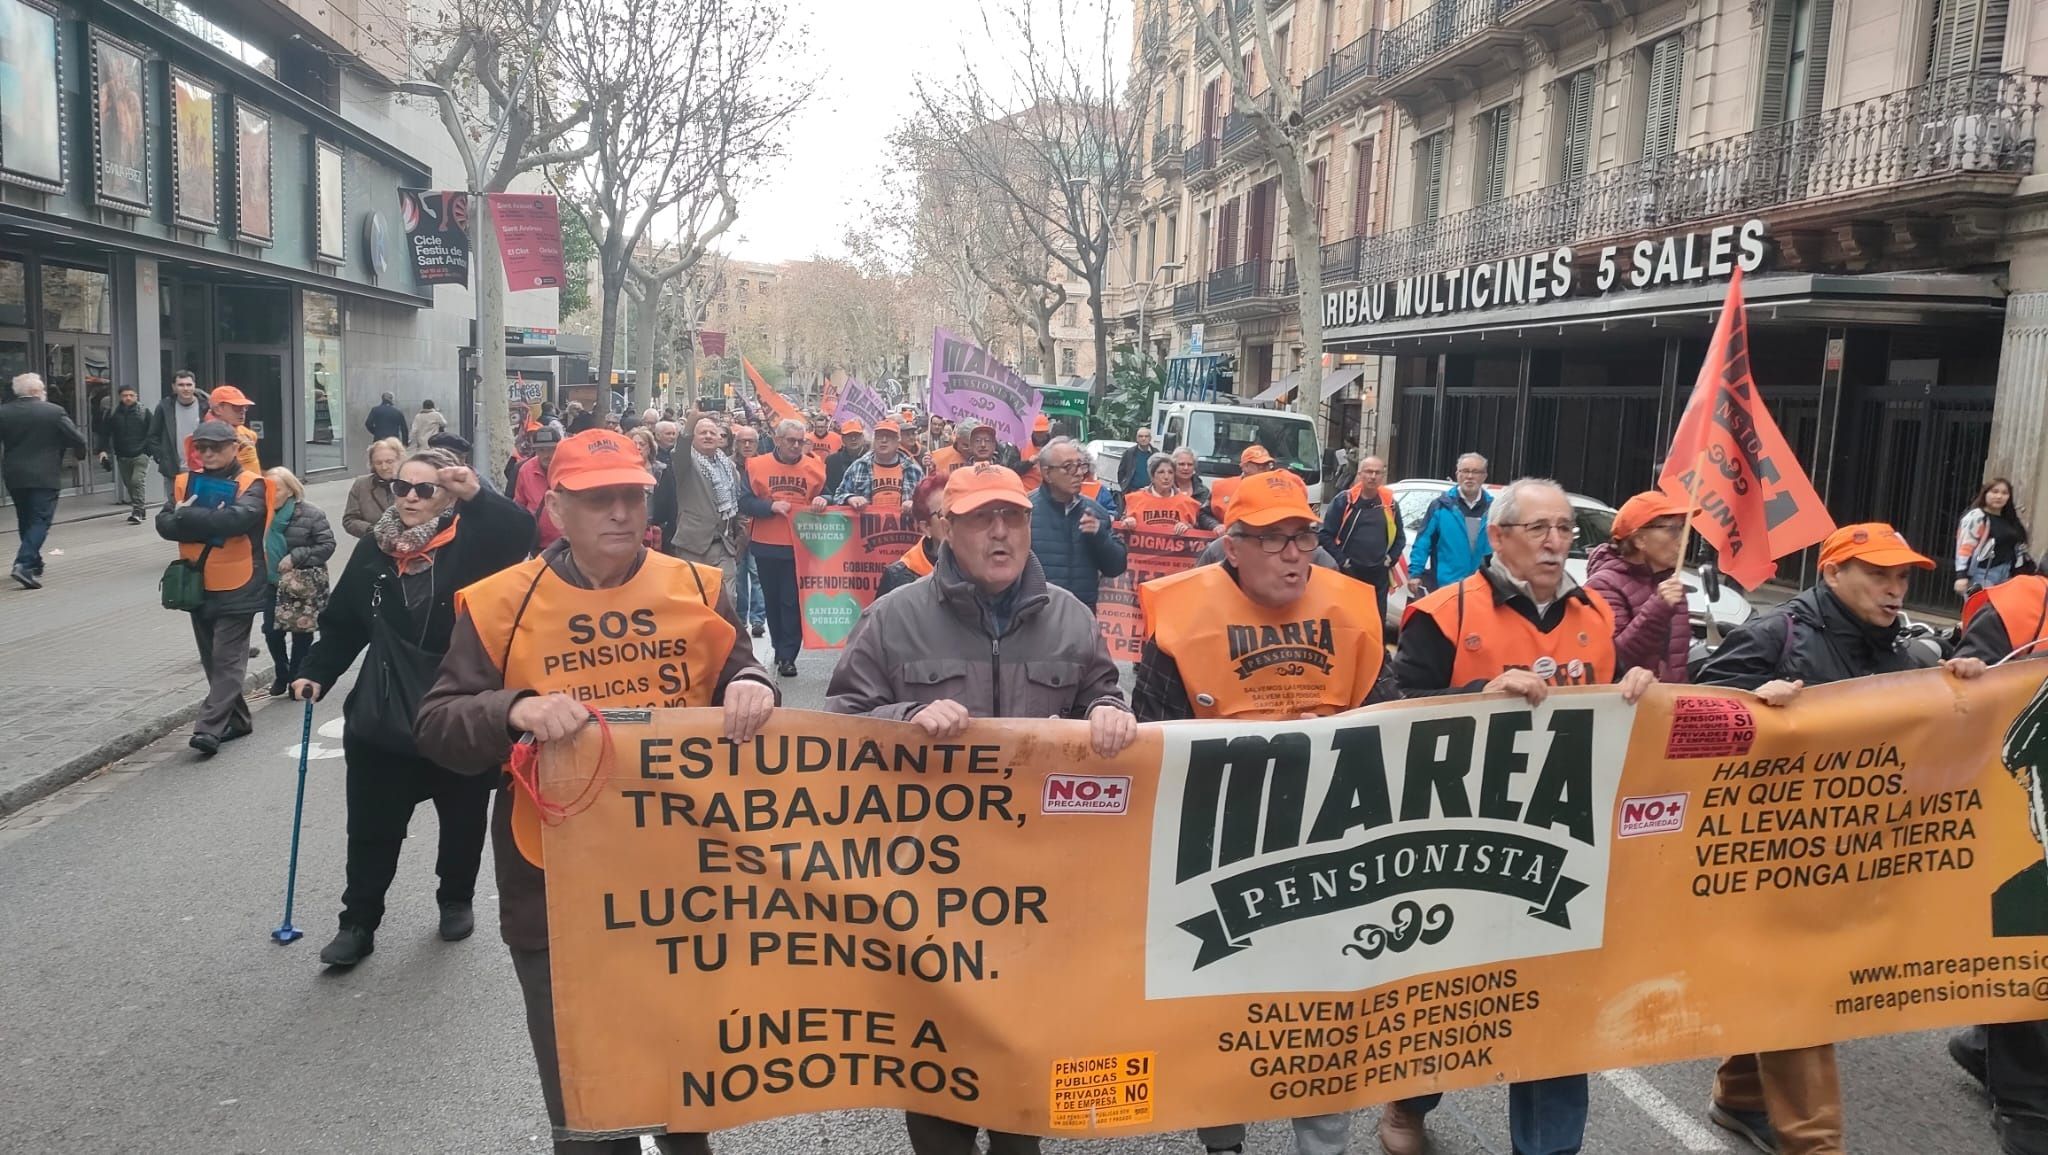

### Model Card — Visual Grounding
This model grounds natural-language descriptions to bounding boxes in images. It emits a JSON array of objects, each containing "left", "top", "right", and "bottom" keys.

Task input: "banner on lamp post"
[
  {"left": 488, "top": 193, "right": 567, "bottom": 291},
  {"left": 399, "top": 190, "right": 471, "bottom": 286}
]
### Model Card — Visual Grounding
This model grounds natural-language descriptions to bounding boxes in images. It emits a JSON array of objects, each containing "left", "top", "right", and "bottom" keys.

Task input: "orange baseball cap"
[
  {"left": 1611, "top": 491, "right": 1690, "bottom": 539},
  {"left": 1032, "top": 412, "right": 1051, "bottom": 432},
  {"left": 840, "top": 419, "right": 863, "bottom": 434},
  {"left": 1819, "top": 522, "right": 1933, "bottom": 570},
  {"left": 208, "top": 385, "right": 253, "bottom": 408},
  {"left": 945, "top": 462, "right": 1032, "bottom": 515},
  {"left": 874, "top": 419, "right": 901, "bottom": 434},
  {"left": 1240, "top": 444, "right": 1274, "bottom": 466},
  {"left": 549, "top": 429, "right": 655, "bottom": 491},
  {"left": 1226, "top": 470, "right": 1315, "bottom": 529}
]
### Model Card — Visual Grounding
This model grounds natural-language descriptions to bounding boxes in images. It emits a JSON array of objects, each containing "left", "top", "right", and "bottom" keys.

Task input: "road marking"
[
  {"left": 284, "top": 742, "right": 346, "bottom": 761},
  {"left": 1602, "top": 1069, "right": 1726, "bottom": 1151},
  {"left": 318, "top": 717, "right": 345, "bottom": 739}
]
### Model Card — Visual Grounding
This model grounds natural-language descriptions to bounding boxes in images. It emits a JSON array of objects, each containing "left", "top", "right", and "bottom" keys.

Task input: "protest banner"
[
  {"left": 744, "top": 358, "right": 803, "bottom": 425},
  {"left": 399, "top": 190, "right": 470, "bottom": 286},
  {"left": 487, "top": 193, "right": 566, "bottom": 290},
  {"left": 930, "top": 329, "right": 1042, "bottom": 446},
  {"left": 790, "top": 507, "right": 920, "bottom": 649},
  {"left": 536, "top": 663, "right": 2048, "bottom": 1139},
  {"left": 837, "top": 378, "right": 887, "bottom": 433},
  {"left": 1096, "top": 527, "right": 1215, "bottom": 662}
]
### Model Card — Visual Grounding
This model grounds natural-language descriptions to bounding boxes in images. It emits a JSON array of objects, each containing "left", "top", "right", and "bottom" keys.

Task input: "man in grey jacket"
[
  {"left": 0, "top": 372, "right": 88, "bottom": 589},
  {"left": 155, "top": 420, "right": 270, "bottom": 755},
  {"left": 825, "top": 461, "right": 1138, "bottom": 1155},
  {"left": 650, "top": 412, "right": 744, "bottom": 592}
]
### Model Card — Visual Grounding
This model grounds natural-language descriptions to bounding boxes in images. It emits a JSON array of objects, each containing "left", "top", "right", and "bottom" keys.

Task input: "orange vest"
[
  {"left": 1125, "top": 488, "right": 1203, "bottom": 531},
  {"left": 807, "top": 431, "right": 841, "bottom": 458},
  {"left": 930, "top": 445, "right": 965, "bottom": 475},
  {"left": 1079, "top": 479, "right": 1105, "bottom": 503},
  {"left": 865, "top": 457, "right": 909, "bottom": 509},
  {"left": 456, "top": 551, "right": 735, "bottom": 867},
  {"left": 744, "top": 452, "right": 826, "bottom": 548},
  {"left": 1208, "top": 475, "right": 1244, "bottom": 521},
  {"left": 1964, "top": 575, "right": 2048, "bottom": 651},
  {"left": 1335, "top": 483, "right": 1401, "bottom": 549},
  {"left": 900, "top": 538, "right": 937, "bottom": 578},
  {"left": 1405, "top": 572, "right": 1617, "bottom": 688},
  {"left": 1142, "top": 565, "right": 1384, "bottom": 720},
  {"left": 173, "top": 469, "right": 274, "bottom": 591}
]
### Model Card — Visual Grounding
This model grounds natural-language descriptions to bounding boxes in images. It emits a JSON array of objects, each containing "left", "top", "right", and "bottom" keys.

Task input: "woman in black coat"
[{"left": 292, "top": 448, "right": 536, "bottom": 969}]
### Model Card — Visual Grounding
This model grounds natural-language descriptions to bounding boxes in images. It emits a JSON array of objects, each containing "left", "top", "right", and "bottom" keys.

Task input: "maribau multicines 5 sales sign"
[{"left": 537, "top": 665, "right": 2048, "bottom": 1139}]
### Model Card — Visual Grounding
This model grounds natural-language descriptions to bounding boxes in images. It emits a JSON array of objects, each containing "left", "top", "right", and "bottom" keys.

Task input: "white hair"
[
  {"left": 11, "top": 373, "right": 45, "bottom": 399},
  {"left": 1488, "top": 478, "right": 1567, "bottom": 528},
  {"left": 1456, "top": 452, "right": 1489, "bottom": 471},
  {"left": 642, "top": 408, "right": 661, "bottom": 423},
  {"left": 655, "top": 421, "right": 680, "bottom": 437},
  {"left": 774, "top": 417, "right": 807, "bottom": 438},
  {"left": 1171, "top": 446, "right": 1197, "bottom": 463},
  {"left": 1040, "top": 435, "right": 1083, "bottom": 462}
]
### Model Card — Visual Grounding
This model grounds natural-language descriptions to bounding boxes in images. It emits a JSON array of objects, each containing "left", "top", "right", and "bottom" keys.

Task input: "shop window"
[
  {"left": 41, "top": 265, "right": 112, "bottom": 333},
  {"left": 304, "top": 291, "right": 343, "bottom": 474},
  {"left": 0, "top": 259, "right": 26, "bottom": 328}
]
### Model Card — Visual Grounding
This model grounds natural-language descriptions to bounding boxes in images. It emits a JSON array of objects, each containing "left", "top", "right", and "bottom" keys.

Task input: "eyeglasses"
[
  {"left": 1045, "top": 461, "right": 1088, "bottom": 473},
  {"left": 1500, "top": 520, "right": 1576, "bottom": 541},
  {"left": 390, "top": 480, "right": 443, "bottom": 500},
  {"left": 1233, "top": 529, "right": 1319, "bottom": 554},
  {"left": 949, "top": 506, "right": 1030, "bottom": 531}
]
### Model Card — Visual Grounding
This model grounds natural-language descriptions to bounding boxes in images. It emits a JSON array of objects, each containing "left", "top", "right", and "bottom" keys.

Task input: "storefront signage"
[{"left": 1324, "top": 219, "right": 1768, "bottom": 330}]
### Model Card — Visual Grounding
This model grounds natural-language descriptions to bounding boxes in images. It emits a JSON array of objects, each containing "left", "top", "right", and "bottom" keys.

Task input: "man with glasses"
[
  {"left": 740, "top": 417, "right": 828, "bottom": 678},
  {"left": 1407, "top": 452, "right": 1493, "bottom": 596},
  {"left": 1027, "top": 436, "right": 1126, "bottom": 611},
  {"left": 1384, "top": 477, "right": 1657, "bottom": 1155}
]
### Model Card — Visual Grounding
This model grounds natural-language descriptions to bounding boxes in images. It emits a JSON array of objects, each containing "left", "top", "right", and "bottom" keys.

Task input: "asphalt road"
[{"left": 0, "top": 643, "right": 2009, "bottom": 1154}]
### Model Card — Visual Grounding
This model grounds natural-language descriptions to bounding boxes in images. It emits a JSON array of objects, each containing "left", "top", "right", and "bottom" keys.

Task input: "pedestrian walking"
[
  {"left": 202, "top": 385, "right": 264, "bottom": 475},
  {"left": 1120, "top": 454, "right": 1216, "bottom": 533},
  {"left": 365, "top": 392, "right": 409, "bottom": 443},
  {"left": 741, "top": 418, "right": 827, "bottom": 678},
  {"left": 343, "top": 438, "right": 404, "bottom": 539},
  {"left": 261, "top": 467, "right": 335, "bottom": 697},
  {"left": 149, "top": 370, "right": 209, "bottom": 503},
  {"left": 513, "top": 426, "right": 566, "bottom": 552},
  {"left": 1318, "top": 454, "right": 1405, "bottom": 620},
  {"left": 1583, "top": 491, "right": 1693, "bottom": 684},
  {"left": 730, "top": 423, "right": 768, "bottom": 638},
  {"left": 415, "top": 428, "right": 775, "bottom": 1155},
  {"left": 409, "top": 399, "right": 447, "bottom": 448},
  {"left": 1406, "top": 453, "right": 1493, "bottom": 594},
  {"left": 830, "top": 420, "right": 924, "bottom": 509},
  {"left": 1694, "top": 522, "right": 1986, "bottom": 1155},
  {"left": 825, "top": 461, "right": 1136, "bottom": 1155},
  {"left": 1386, "top": 478, "right": 1659, "bottom": 1155},
  {"left": 96, "top": 385, "right": 154, "bottom": 523},
  {"left": 155, "top": 420, "right": 272, "bottom": 756},
  {"left": 651, "top": 414, "right": 745, "bottom": 591},
  {"left": 1118, "top": 426, "right": 1156, "bottom": 493},
  {"left": 876, "top": 473, "right": 948, "bottom": 598},
  {"left": 293, "top": 449, "right": 534, "bottom": 968},
  {"left": 1132, "top": 470, "right": 1391, "bottom": 1155},
  {"left": 1027, "top": 437, "right": 1125, "bottom": 611},
  {"left": 1956, "top": 478, "right": 2032, "bottom": 597},
  {"left": 1, "top": 372, "right": 88, "bottom": 590}
]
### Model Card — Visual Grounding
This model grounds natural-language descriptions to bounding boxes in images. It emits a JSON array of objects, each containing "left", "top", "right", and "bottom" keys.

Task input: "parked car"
[
  {"left": 1087, "top": 439, "right": 1135, "bottom": 484},
  {"left": 1384, "top": 479, "right": 1756, "bottom": 655}
]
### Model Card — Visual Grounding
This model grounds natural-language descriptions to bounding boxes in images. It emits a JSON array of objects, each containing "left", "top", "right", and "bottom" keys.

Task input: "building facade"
[{"left": 0, "top": 0, "right": 555, "bottom": 494}]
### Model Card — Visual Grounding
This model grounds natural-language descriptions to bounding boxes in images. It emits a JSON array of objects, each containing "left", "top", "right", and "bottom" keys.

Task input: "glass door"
[
  {"left": 218, "top": 345, "right": 287, "bottom": 468},
  {"left": 43, "top": 334, "right": 113, "bottom": 493}
]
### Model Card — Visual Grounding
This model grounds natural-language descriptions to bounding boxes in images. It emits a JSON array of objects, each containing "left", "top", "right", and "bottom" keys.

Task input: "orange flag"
[
  {"left": 743, "top": 357, "right": 802, "bottom": 424},
  {"left": 1657, "top": 267, "right": 1835, "bottom": 589}
]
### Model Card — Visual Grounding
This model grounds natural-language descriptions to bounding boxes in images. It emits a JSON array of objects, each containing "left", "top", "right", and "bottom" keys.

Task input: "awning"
[
  {"left": 1319, "top": 364, "right": 1366, "bottom": 401},
  {"left": 1248, "top": 370, "right": 1303, "bottom": 404}
]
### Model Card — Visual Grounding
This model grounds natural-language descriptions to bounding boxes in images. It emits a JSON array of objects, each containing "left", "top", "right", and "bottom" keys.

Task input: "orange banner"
[
  {"left": 539, "top": 664, "right": 2048, "bottom": 1139},
  {"left": 1096, "top": 527, "right": 1216, "bottom": 661},
  {"left": 790, "top": 507, "right": 919, "bottom": 649},
  {"left": 744, "top": 357, "right": 803, "bottom": 425}
]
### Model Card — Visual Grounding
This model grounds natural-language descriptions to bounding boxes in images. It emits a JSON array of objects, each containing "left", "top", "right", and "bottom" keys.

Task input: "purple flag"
[
  {"left": 838, "top": 377, "right": 887, "bottom": 432},
  {"left": 929, "top": 329, "right": 1042, "bottom": 447}
]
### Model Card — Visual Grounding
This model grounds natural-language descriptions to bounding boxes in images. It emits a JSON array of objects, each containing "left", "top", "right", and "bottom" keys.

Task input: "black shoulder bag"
[{"left": 345, "top": 567, "right": 446, "bottom": 758}]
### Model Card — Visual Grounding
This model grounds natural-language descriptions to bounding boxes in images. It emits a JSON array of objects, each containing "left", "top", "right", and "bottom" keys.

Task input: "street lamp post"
[{"left": 1138, "top": 261, "right": 1183, "bottom": 363}]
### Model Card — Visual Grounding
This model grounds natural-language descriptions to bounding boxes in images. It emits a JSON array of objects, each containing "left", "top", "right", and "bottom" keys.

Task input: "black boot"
[
  {"left": 319, "top": 925, "right": 375, "bottom": 967},
  {"left": 1954, "top": 1026, "right": 1990, "bottom": 1088},
  {"left": 438, "top": 900, "right": 474, "bottom": 942}
]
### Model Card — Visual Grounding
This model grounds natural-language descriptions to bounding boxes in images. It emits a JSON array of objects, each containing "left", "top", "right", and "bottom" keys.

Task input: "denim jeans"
[
  {"left": 1403, "top": 1073, "right": 1588, "bottom": 1155},
  {"left": 9, "top": 487, "right": 58, "bottom": 572},
  {"left": 737, "top": 551, "right": 767, "bottom": 625}
]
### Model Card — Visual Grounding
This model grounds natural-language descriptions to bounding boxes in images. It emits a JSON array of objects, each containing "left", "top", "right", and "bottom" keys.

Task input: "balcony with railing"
[
  {"left": 1205, "top": 257, "right": 1296, "bottom": 317},
  {"left": 1173, "top": 281, "right": 1205, "bottom": 318},
  {"left": 1152, "top": 125, "right": 1185, "bottom": 177},
  {"left": 1319, "top": 237, "right": 1363, "bottom": 286},
  {"left": 1184, "top": 136, "right": 1218, "bottom": 187},
  {"left": 1220, "top": 90, "right": 1281, "bottom": 165},
  {"left": 1379, "top": 0, "right": 1519, "bottom": 99},
  {"left": 1300, "top": 30, "right": 1384, "bottom": 121},
  {"left": 1194, "top": 0, "right": 1253, "bottom": 63},
  {"left": 1336, "top": 73, "right": 2045, "bottom": 289}
]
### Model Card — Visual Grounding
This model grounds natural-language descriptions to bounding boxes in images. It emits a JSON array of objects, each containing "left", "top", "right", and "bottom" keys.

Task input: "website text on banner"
[
  {"left": 929, "top": 329, "right": 1042, "bottom": 447},
  {"left": 537, "top": 665, "right": 2048, "bottom": 1138},
  {"left": 1098, "top": 528, "right": 1216, "bottom": 662},
  {"left": 790, "top": 507, "right": 919, "bottom": 649},
  {"left": 487, "top": 193, "right": 566, "bottom": 291}
]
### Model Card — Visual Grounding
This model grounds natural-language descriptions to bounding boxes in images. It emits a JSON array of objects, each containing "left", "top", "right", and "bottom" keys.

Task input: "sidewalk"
[{"left": 0, "top": 475, "right": 356, "bottom": 814}]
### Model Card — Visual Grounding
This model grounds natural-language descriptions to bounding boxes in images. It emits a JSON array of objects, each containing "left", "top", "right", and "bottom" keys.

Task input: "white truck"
[{"left": 1150, "top": 398, "right": 1325, "bottom": 504}]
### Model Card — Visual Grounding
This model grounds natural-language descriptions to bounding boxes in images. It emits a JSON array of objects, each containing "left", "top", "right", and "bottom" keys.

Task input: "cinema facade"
[{"left": 1322, "top": 81, "right": 2048, "bottom": 607}]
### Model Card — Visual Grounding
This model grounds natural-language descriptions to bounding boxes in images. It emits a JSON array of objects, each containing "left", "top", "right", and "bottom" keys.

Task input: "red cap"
[
  {"left": 208, "top": 385, "right": 254, "bottom": 408},
  {"left": 1032, "top": 413, "right": 1051, "bottom": 432},
  {"left": 945, "top": 462, "right": 1032, "bottom": 515},
  {"left": 1612, "top": 491, "right": 1690, "bottom": 539},
  {"left": 548, "top": 430, "right": 655, "bottom": 491},
  {"left": 1225, "top": 470, "right": 1315, "bottom": 529},
  {"left": 1819, "top": 523, "right": 1934, "bottom": 570}
]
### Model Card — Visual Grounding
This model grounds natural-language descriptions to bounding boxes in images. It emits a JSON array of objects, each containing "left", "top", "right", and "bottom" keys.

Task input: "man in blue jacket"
[
  {"left": 1028, "top": 437, "right": 1126, "bottom": 611},
  {"left": 1406, "top": 452, "right": 1493, "bottom": 595}
]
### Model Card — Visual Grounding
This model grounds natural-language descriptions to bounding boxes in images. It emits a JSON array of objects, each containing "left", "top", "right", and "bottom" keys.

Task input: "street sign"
[{"left": 1189, "top": 323, "right": 1205, "bottom": 356}]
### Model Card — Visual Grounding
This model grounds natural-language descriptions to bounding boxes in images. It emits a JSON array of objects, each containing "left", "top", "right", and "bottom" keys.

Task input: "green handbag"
[{"left": 159, "top": 545, "right": 213, "bottom": 611}]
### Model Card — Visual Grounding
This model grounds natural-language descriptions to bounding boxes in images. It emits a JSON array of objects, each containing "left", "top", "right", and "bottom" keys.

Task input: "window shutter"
[
  {"left": 1929, "top": 0, "right": 1980, "bottom": 83},
  {"left": 1422, "top": 133, "right": 1446, "bottom": 223},
  {"left": 1643, "top": 36, "right": 1684, "bottom": 159},
  {"left": 1802, "top": 0, "right": 1835, "bottom": 120},
  {"left": 1484, "top": 106, "right": 1513, "bottom": 202},
  {"left": 1352, "top": 138, "right": 1375, "bottom": 236},
  {"left": 1979, "top": 0, "right": 2009, "bottom": 72},
  {"left": 1756, "top": 0, "right": 1798, "bottom": 126},
  {"left": 1562, "top": 70, "right": 1594, "bottom": 184}
]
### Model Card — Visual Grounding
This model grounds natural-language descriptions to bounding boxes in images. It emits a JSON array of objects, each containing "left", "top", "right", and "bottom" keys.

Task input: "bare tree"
[
  {"left": 549, "top": 0, "right": 797, "bottom": 414},
  {"left": 412, "top": 0, "right": 596, "bottom": 471},
  {"left": 915, "top": 0, "right": 1158, "bottom": 399},
  {"left": 1189, "top": 0, "right": 1324, "bottom": 408}
]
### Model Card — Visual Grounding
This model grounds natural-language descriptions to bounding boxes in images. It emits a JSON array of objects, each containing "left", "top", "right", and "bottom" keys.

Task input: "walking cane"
[{"left": 271, "top": 696, "right": 315, "bottom": 945}]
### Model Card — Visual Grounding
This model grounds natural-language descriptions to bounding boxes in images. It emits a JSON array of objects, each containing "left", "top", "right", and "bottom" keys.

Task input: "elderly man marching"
[
  {"left": 1132, "top": 469, "right": 1395, "bottom": 1155},
  {"left": 740, "top": 417, "right": 828, "bottom": 678},
  {"left": 415, "top": 429, "right": 778, "bottom": 1155}
]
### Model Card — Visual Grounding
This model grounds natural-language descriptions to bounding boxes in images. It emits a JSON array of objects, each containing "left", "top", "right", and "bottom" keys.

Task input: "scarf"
[
  {"left": 695, "top": 449, "right": 740, "bottom": 520},
  {"left": 264, "top": 497, "right": 299, "bottom": 582},
  {"left": 373, "top": 505, "right": 459, "bottom": 575}
]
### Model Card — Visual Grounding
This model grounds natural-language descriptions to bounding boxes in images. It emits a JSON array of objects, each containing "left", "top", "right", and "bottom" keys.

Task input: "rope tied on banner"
[{"left": 505, "top": 705, "right": 613, "bottom": 826}]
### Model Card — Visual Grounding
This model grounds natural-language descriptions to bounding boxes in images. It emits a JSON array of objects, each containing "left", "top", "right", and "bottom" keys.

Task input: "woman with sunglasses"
[{"left": 291, "top": 448, "right": 537, "bottom": 969}]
